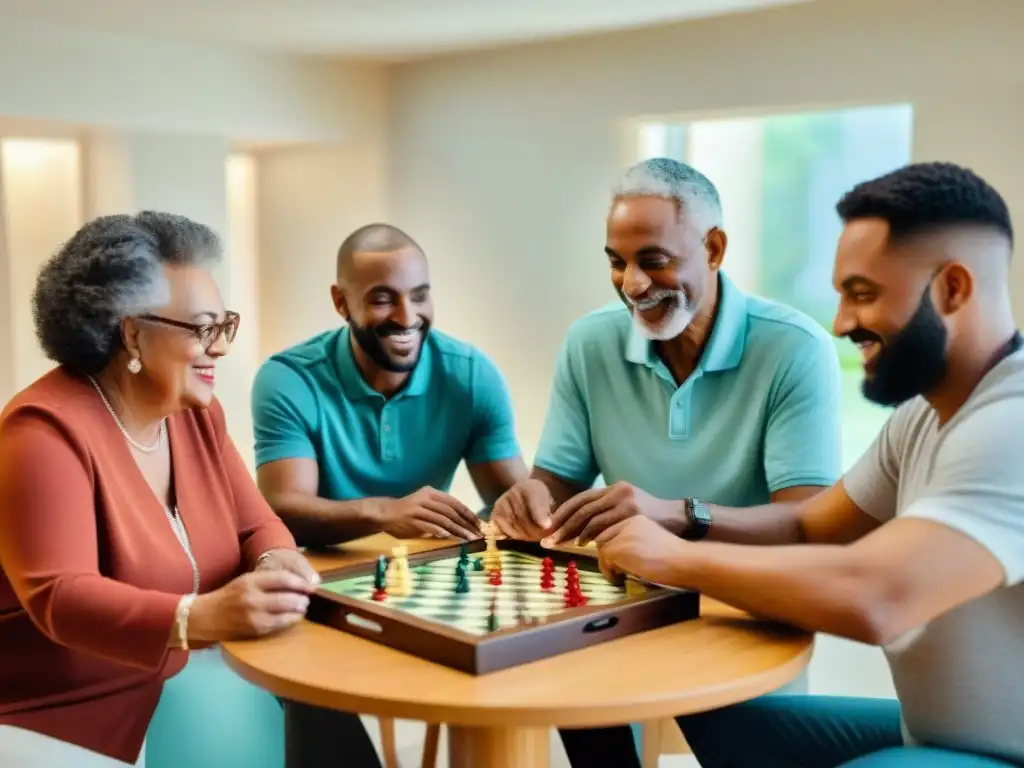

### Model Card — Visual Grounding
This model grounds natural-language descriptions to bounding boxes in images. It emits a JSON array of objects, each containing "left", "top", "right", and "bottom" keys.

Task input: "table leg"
[{"left": 447, "top": 725, "right": 549, "bottom": 768}]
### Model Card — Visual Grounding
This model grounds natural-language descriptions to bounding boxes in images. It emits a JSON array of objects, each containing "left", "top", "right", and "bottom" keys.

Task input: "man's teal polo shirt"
[
  {"left": 534, "top": 273, "right": 842, "bottom": 506},
  {"left": 251, "top": 327, "right": 520, "bottom": 500}
]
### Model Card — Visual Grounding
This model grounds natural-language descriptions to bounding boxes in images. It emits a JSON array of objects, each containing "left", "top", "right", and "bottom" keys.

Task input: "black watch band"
[{"left": 681, "top": 498, "right": 711, "bottom": 541}]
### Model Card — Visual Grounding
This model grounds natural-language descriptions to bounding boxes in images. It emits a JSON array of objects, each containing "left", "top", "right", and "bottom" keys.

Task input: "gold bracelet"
[{"left": 175, "top": 594, "right": 196, "bottom": 651}]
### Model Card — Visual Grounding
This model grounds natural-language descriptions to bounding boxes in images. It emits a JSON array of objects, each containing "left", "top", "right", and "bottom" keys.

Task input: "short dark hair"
[
  {"left": 836, "top": 162, "right": 1013, "bottom": 246},
  {"left": 32, "top": 211, "right": 221, "bottom": 376},
  {"left": 336, "top": 223, "right": 421, "bottom": 276}
]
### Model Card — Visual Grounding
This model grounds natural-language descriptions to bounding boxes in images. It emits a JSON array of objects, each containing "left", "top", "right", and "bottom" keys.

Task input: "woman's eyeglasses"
[{"left": 137, "top": 311, "right": 240, "bottom": 348}]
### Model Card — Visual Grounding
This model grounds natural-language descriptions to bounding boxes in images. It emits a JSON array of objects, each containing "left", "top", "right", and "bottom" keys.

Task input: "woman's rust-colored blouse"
[{"left": 0, "top": 368, "right": 297, "bottom": 764}]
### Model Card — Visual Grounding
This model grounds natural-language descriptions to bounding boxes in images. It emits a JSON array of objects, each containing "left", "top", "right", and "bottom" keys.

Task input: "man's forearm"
[
  {"left": 664, "top": 541, "right": 886, "bottom": 644},
  {"left": 266, "top": 492, "right": 387, "bottom": 548},
  {"left": 704, "top": 502, "right": 804, "bottom": 545}
]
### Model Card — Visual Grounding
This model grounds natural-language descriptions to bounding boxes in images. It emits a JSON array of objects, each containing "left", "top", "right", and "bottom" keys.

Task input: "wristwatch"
[{"left": 681, "top": 498, "right": 711, "bottom": 541}]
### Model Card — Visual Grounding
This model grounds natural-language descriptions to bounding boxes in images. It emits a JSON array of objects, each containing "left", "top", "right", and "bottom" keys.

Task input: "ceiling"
[{"left": 0, "top": 0, "right": 811, "bottom": 59}]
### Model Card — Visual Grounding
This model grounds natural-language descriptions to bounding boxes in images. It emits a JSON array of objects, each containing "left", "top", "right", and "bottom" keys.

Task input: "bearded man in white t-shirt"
[{"left": 595, "top": 161, "right": 1024, "bottom": 767}]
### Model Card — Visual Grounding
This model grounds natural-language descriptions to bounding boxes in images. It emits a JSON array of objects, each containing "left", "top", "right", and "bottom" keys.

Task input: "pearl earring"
[{"left": 127, "top": 358, "right": 142, "bottom": 374}]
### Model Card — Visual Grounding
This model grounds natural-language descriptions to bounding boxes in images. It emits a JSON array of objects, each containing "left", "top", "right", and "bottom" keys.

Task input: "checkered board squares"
[{"left": 321, "top": 550, "right": 627, "bottom": 636}]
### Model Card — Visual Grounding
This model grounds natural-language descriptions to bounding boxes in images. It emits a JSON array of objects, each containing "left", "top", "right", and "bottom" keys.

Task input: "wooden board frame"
[{"left": 306, "top": 539, "right": 700, "bottom": 675}]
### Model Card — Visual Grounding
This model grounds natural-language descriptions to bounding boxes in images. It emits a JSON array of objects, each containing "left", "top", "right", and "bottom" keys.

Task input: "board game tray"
[{"left": 307, "top": 538, "right": 700, "bottom": 674}]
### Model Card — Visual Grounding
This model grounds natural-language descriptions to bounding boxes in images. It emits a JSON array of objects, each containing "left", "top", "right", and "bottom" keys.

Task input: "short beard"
[
  {"left": 622, "top": 287, "right": 698, "bottom": 341},
  {"left": 348, "top": 317, "right": 430, "bottom": 373},
  {"left": 856, "top": 289, "right": 947, "bottom": 407}
]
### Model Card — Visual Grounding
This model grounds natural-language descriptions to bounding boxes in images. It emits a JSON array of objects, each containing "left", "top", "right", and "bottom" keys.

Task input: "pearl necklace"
[
  {"left": 87, "top": 376, "right": 165, "bottom": 453},
  {"left": 88, "top": 376, "right": 199, "bottom": 595}
]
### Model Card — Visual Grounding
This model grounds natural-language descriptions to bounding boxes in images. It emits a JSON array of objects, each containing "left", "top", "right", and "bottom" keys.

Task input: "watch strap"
[{"left": 682, "top": 497, "right": 711, "bottom": 541}]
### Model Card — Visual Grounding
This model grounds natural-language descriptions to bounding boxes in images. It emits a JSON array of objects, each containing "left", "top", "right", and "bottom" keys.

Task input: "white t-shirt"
[{"left": 843, "top": 348, "right": 1024, "bottom": 764}]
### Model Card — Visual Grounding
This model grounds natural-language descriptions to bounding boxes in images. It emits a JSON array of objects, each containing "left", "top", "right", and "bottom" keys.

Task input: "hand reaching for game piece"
[
  {"left": 378, "top": 486, "right": 482, "bottom": 540},
  {"left": 594, "top": 515, "right": 689, "bottom": 587},
  {"left": 490, "top": 478, "right": 555, "bottom": 541},
  {"left": 541, "top": 481, "right": 686, "bottom": 548},
  {"left": 187, "top": 569, "right": 316, "bottom": 644}
]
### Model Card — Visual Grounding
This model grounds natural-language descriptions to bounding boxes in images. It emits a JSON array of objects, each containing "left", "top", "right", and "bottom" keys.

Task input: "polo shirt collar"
[
  {"left": 334, "top": 326, "right": 432, "bottom": 400},
  {"left": 624, "top": 271, "right": 748, "bottom": 374}
]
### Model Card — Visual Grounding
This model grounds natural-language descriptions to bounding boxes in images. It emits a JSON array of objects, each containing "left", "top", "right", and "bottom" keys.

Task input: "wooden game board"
[{"left": 307, "top": 539, "right": 700, "bottom": 674}]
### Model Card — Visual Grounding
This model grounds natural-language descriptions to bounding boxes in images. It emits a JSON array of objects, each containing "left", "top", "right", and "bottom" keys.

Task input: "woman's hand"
[
  {"left": 255, "top": 547, "right": 321, "bottom": 585},
  {"left": 187, "top": 570, "right": 316, "bottom": 644}
]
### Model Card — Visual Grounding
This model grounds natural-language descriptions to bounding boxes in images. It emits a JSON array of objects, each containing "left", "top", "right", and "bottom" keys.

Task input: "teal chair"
[{"left": 146, "top": 650, "right": 285, "bottom": 768}]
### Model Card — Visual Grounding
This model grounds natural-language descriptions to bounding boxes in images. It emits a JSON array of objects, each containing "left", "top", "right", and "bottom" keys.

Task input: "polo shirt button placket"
[
  {"left": 381, "top": 409, "right": 393, "bottom": 461},
  {"left": 669, "top": 392, "right": 690, "bottom": 439}
]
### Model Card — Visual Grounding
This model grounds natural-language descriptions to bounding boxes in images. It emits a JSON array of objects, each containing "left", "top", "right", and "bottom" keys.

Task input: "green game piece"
[
  {"left": 454, "top": 568, "right": 470, "bottom": 593},
  {"left": 373, "top": 555, "right": 387, "bottom": 590},
  {"left": 458, "top": 542, "right": 469, "bottom": 562},
  {"left": 486, "top": 610, "right": 499, "bottom": 632},
  {"left": 473, "top": 557, "right": 485, "bottom": 571}
]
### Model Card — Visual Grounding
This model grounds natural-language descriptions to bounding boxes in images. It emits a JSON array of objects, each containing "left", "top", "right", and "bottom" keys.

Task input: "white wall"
[
  {"left": 382, "top": 0, "right": 1024, "bottom": 700},
  {"left": 0, "top": 139, "right": 82, "bottom": 391},
  {"left": 0, "top": 18, "right": 385, "bottom": 144},
  {"left": 255, "top": 140, "right": 390, "bottom": 360}
]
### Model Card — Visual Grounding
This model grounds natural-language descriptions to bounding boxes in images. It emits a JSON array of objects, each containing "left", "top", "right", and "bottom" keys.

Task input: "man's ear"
[
  {"left": 330, "top": 284, "right": 349, "bottom": 320},
  {"left": 937, "top": 263, "right": 973, "bottom": 315},
  {"left": 705, "top": 228, "right": 728, "bottom": 271}
]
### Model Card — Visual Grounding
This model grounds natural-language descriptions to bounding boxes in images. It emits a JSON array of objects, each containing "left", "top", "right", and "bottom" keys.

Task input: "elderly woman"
[{"left": 0, "top": 211, "right": 318, "bottom": 767}]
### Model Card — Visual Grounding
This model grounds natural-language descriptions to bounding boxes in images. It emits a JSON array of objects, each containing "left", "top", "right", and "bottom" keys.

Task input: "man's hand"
[
  {"left": 378, "top": 487, "right": 482, "bottom": 540},
  {"left": 255, "top": 547, "right": 321, "bottom": 585},
  {"left": 541, "top": 482, "right": 686, "bottom": 547},
  {"left": 594, "top": 515, "right": 690, "bottom": 586},
  {"left": 491, "top": 479, "right": 555, "bottom": 540}
]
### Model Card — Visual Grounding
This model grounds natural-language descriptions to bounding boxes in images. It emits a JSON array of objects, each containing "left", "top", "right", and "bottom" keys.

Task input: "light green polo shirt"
[{"left": 533, "top": 272, "right": 842, "bottom": 506}]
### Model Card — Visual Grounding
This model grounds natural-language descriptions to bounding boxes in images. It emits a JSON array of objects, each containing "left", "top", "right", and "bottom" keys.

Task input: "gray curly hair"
[{"left": 32, "top": 210, "right": 222, "bottom": 375}]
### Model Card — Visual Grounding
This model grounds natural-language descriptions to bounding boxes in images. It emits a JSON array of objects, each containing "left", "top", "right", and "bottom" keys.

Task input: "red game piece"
[
  {"left": 489, "top": 571, "right": 503, "bottom": 586},
  {"left": 542, "top": 557, "right": 555, "bottom": 571},
  {"left": 564, "top": 591, "right": 588, "bottom": 608},
  {"left": 371, "top": 587, "right": 387, "bottom": 601},
  {"left": 563, "top": 562, "right": 585, "bottom": 606},
  {"left": 540, "top": 572, "right": 555, "bottom": 590}
]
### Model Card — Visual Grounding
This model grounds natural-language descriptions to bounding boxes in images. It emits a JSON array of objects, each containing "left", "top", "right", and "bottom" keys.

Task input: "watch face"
[{"left": 692, "top": 501, "right": 711, "bottom": 523}]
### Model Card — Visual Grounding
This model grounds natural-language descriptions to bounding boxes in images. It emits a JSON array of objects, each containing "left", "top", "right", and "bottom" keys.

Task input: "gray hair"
[
  {"left": 32, "top": 210, "right": 221, "bottom": 375},
  {"left": 611, "top": 157, "right": 724, "bottom": 231}
]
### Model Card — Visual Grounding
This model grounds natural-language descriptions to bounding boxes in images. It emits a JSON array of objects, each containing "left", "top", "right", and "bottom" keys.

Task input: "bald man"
[
  {"left": 253, "top": 223, "right": 526, "bottom": 547},
  {"left": 596, "top": 163, "right": 1024, "bottom": 766},
  {"left": 251, "top": 223, "right": 527, "bottom": 768}
]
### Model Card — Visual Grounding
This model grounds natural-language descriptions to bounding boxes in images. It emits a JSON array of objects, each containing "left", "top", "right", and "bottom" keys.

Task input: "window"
[{"left": 637, "top": 104, "right": 914, "bottom": 467}]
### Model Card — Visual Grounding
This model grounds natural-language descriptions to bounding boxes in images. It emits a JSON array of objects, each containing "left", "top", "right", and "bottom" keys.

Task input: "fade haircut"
[
  {"left": 611, "top": 157, "right": 724, "bottom": 232},
  {"left": 32, "top": 211, "right": 221, "bottom": 376},
  {"left": 836, "top": 162, "right": 1013, "bottom": 248},
  {"left": 336, "top": 223, "right": 422, "bottom": 278}
]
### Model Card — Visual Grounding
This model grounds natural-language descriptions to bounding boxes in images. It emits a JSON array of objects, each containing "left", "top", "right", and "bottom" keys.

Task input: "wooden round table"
[{"left": 221, "top": 535, "right": 813, "bottom": 768}]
